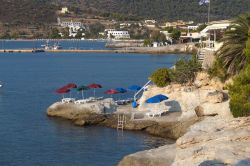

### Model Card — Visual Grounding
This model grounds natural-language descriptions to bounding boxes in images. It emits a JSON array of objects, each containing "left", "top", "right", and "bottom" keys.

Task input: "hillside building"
[
  {"left": 107, "top": 31, "right": 130, "bottom": 39},
  {"left": 61, "top": 7, "right": 69, "bottom": 14}
]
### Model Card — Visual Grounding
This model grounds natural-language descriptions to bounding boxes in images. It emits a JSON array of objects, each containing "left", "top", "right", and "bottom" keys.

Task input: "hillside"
[
  {"left": 0, "top": 0, "right": 57, "bottom": 25},
  {"left": 59, "top": 0, "right": 250, "bottom": 22},
  {"left": 0, "top": 0, "right": 249, "bottom": 25}
]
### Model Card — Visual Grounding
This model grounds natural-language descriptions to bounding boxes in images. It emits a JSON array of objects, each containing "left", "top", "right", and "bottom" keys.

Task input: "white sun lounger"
[
  {"left": 62, "top": 98, "right": 76, "bottom": 103},
  {"left": 74, "top": 99, "right": 88, "bottom": 104},
  {"left": 146, "top": 109, "right": 168, "bottom": 118}
]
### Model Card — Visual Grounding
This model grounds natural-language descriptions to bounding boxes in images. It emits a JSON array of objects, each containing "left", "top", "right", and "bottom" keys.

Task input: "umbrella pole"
[
  {"left": 81, "top": 90, "right": 84, "bottom": 99},
  {"left": 94, "top": 89, "right": 96, "bottom": 97}
]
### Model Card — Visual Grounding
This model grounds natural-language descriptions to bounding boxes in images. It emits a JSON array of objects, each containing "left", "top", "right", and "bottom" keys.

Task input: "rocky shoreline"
[
  {"left": 47, "top": 101, "right": 198, "bottom": 140},
  {"left": 46, "top": 72, "right": 250, "bottom": 165}
]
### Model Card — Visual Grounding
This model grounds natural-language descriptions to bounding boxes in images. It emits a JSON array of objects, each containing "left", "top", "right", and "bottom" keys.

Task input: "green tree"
[
  {"left": 88, "top": 23, "right": 105, "bottom": 38},
  {"left": 150, "top": 68, "right": 171, "bottom": 87},
  {"left": 171, "top": 29, "right": 181, "bottom": 40},
  {"left": 50, "top": 28, "right": 61, "bottom": 39},
  {"left": 228, "top": 26, "right": 250, "bottom": 117},
  {"left": 208, "top": 59, "right": 229, "bottom": 82},
  {"left": 150, "top": 31, "right": 166, "bottom": 42},
  {"left": 228, "top": 65, "right": 250, "bottom": 117},
  {"left": 144, "top": 39, "right": 152, "bottom": 47},
  {"left": 75, "top": 29, "right": 85, "bottom": 39},
  {"left": 62, "top": 27, "right": 69, "bottom": 38},
  {"left": 171, "top": 56, "right": 202, "bottom": 84},
  {"left": 216, "top": 13, "right": 250, "bottom": 75},
  {"left": 197, "top": 24, "right": 207, "bottom": 32}
]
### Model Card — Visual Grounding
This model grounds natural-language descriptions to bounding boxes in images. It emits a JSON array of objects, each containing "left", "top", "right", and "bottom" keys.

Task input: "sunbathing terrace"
[{"left": 55, "top": 82, "right": 172, "bottom": 120}]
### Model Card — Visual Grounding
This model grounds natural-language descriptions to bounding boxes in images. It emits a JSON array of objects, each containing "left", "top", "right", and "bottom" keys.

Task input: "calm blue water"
[
  {"left": 0, "top": 47, "right": 190, "bottom": 166},
  {"left": 0, "top": 40, "right": 107, "bottom": 50}
]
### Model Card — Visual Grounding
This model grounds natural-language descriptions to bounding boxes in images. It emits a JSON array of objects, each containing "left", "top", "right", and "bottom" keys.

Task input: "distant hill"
[
  {"left": 79, "top": 0, "right": 250, "bottom": 22},
  {"left": 0, "top": 0, "right": 56, "bottom": 25},
  {"left": 0, "top": 0, "right": 249, "bottom": 25}
]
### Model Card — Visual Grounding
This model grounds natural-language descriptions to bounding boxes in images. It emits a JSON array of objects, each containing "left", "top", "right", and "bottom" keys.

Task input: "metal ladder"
[{"left": 117, "top": 114, "right": 126, "bottom": 130}]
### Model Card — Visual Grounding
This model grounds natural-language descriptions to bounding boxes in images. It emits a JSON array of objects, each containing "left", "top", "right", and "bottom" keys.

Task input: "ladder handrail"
[
  {"left": 117, "top": 114, "right": 126, "bottom": 130},
  {"left": 134, "top": 80, "right": 152, "bottom": 101}
]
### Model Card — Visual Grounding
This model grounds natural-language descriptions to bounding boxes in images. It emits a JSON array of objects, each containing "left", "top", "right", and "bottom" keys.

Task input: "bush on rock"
[
  {"left": 228, "top": 65, "right": 250, "bottom": 117},
  {"left": 171, "top": 56, "right": 202, "bottom": 84},
  {"left": 150, "top": 68, "right": 171, "bottom": 87}
]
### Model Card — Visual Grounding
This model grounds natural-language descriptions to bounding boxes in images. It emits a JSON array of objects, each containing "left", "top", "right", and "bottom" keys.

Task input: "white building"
[
  {"left": 187, "top": 26, "right": 199, "bottom": 31},
  {"left": 107, "top": 31, "right": 130, "bottom": 39},
  {"left": 145, "top": 20, "right": 157, "bottom": 24},
  {"left": 199, "top": 20, "right": 231, "bottom": 50},
  {"left": 120, "top": 23, "right": 131, "bottom": 29},
  {"left": 61, "top": 7, "right": 69, "bottom": 14},
  {"left": 60, "top": 21, "right": 83, "bottom": 28},
  {"left": 58, "top": 19, "right": 85, "bottom": 38}
]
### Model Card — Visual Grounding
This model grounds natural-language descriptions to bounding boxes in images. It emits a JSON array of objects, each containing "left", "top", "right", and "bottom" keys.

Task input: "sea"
[{"left": 0, "top": 40, "right": 191, "bottom": 166}]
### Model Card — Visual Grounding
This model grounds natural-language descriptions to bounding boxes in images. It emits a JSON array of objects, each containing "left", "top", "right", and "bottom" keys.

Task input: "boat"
[
  {"left": 0, "top": 81, "right": 3, "bottom": 88},
  {"left": 52, "top": 42, "right": 63, "bottom": 50},
  {"left": 41, "top": 40, "right": 51, "bottom": 50},
  {"left": 41, "top": 41, "right": 63, "bottom": 50}
]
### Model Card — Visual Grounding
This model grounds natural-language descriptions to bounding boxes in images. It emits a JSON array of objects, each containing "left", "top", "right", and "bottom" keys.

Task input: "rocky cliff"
[
  {"left": 119, "top": 117, "right": 250, "bottom": 166},
  {"left": 119, "top": 72, "right": 250, "bottom": 166}
]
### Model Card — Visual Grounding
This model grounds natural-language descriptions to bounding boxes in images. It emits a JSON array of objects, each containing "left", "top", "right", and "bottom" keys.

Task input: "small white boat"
[
  {"left": 0, "top": 81, "right": 3, "bottom": 88},
  {"left": 41, "top": 41, "right": 63, "bottom": 50},
  {"left": 52, "top": 42, "right": 63, "bottom": 50}
]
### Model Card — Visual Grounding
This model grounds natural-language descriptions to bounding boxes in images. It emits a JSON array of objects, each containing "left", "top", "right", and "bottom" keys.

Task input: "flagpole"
[{"left": 208, "top": 0, "right": 211, "bottom": 23}]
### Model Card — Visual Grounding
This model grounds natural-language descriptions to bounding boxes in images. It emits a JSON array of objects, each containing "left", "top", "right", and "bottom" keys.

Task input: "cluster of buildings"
[
  {"left": 56, "top": 6, "right": 231, "bottom": 46},
  {"left": 57, "top": 18, "right": 85, "bottom": 38}
]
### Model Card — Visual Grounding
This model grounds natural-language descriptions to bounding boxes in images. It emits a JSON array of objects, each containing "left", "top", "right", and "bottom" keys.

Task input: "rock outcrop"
[
  {"left": 47, "top": 98, "right": 117, "bottom": 125},
  {"left": 119, "top": 73, "right": 250, "bottom": 166},
  {"left": 138, "top": 72, "right": 232, "bottom": 120},
  {"left": 47, "top": 101, "right": 197, "bottom": 139},
  {"left": 119, "top": 116, "right": 250, "bottom": 166},
  {"left": 118, "top": 144, "right": 176, "bottom": 166},
  {"left": 172, "top": 117, "right": 250, "bottom": 166}
]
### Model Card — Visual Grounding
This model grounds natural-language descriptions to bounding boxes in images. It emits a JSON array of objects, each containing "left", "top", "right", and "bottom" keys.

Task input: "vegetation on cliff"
[
  {"left": 150, "top": 56, "right": 201, "bottom": 86},
  {"left": 211, "top": 12, "right": 250, "bottom": 117},
  {"left": 150, "top": 68, "right": 171, "bottom": 87},
  {"left": 228, "top": 26, "right": 250, "bottom": 117},
  {"left": 215, "top": 13, "right": 250, "bottom": 75}
]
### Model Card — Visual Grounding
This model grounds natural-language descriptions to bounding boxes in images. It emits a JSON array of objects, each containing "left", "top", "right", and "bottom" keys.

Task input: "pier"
[{"left": 0, "top": 46, "right": 195, "bottom": 54}]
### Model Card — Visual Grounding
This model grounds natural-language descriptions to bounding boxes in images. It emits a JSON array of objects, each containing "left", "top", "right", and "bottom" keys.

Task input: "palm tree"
[{"left": 216, "top": 13, "right": 250, "bottom": 75}]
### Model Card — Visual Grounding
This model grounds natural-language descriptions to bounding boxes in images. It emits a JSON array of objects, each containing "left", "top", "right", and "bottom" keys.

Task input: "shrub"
[
  {"left": 228, "top": 65, "right": 250, "bottom": 117},
  {"left": 208, "top": 58, "right": 229, "bottom": 82},
  {"left": 150, "top": 68, "right": 171, "bottom": 87},
  {"left": 171, "top": 56, "right": 202, "bottom": 84}
]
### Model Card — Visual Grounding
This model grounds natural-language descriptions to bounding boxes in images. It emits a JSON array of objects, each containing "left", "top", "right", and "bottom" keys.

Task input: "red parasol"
[
  {"left": 105, "top": 89, "right": 119, "bottom": 95},
  {"left": 65, "top": 83, "right": 77, "bottom": 89},
  {"left": 88, "top": 83, "right": 102, "bottom": 97},
  {"left": 88, "top": 83, "right": 102, "bottom": 89},
  {"left": 56, "top": 87, "right": 70, "bottom": 94}
]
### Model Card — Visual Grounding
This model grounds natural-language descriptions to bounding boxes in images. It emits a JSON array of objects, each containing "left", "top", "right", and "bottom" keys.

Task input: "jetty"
[{"left": 0, "top": 43, "right": 196, "bottom": 54}]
